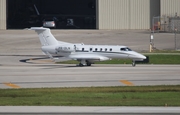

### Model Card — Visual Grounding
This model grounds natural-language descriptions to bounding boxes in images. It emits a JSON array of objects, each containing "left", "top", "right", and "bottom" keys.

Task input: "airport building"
[{"left": 0, "top": 0, "right": 180, "bottom": 30}]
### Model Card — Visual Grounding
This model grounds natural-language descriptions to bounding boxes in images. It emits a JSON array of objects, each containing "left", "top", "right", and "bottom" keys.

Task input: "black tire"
[
  {"left": 87, "top": 62, "right": 91, "bottom": 66},
  {"left": 79, "top": 63, "right": 84, "bottom": 67}
]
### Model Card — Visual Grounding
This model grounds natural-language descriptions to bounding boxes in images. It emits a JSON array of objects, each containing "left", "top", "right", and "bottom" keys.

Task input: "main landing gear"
[
  {"left": 77, "top": 60, "right": 92, "bottom": 67},
  {"left": 86, "top": 61, "right": 91, "bottom": 66},
  {"left": 77, "top": 60, "right": 136, "bottom": 67}
]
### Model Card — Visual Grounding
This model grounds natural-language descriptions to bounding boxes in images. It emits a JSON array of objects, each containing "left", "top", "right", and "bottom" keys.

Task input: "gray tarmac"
[
  {"left": 0, "top": 29, "right": 180, "bottom": 114},
  {"left": 0, "top": 106, "right": 180, "bottom": 114},
  {"left": 0, "top": 58, "right": 180, "bottom": 88}
]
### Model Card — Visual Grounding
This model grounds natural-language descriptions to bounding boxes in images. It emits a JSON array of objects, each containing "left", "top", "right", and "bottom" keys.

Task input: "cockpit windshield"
[{"left": 120, "top": 47, "right": 132, "bottom": 51}]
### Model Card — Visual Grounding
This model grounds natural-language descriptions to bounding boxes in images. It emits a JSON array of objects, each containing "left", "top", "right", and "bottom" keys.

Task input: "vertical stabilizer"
[{"left": 30, "top": 27, "right": 58, "bottom": 46}]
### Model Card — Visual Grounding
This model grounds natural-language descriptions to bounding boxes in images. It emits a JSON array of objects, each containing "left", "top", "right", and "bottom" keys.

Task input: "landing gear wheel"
[
  {"left": 86, "top": 62, "right": 91, "bottom": 66},
  {"left": 86, "top": 60, "right": 92, "bottom": 66},
  {"left": 77, "top": 63, "right": 84, "bottom": 67},
  {"left": 132, "top": 61, "right": 136, "bottom": 67},
  {"left": 79, "top": 63, "right": 84, "bottom": 67}
]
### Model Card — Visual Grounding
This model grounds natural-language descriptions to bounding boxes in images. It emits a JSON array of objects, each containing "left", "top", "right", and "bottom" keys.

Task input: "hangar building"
[{"left": 0, "top": 0, "right": 180, "bottom": 30}]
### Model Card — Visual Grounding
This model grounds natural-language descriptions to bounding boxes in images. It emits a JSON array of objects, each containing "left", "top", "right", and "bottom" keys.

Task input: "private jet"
[{"left": 30, "top": 27, "right": 146, "bottom": 66}]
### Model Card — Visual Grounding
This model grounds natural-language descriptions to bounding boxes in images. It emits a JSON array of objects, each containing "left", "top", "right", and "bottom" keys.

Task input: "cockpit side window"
[
  {"left": 120, "top": 48, "right": 126, "bottom": 51},
  {"left": 120, "top": 47, "right": 132, "bottom": 51},
  {"left": 126, "top": 47, "right": 132, "bottom": 51}
]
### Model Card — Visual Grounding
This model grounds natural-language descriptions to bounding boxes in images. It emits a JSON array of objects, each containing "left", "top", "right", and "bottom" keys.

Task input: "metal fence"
[
  {"left": 152, "top": 16, "right": 160, "bottom": 33},
  {"left": 152, "top": 14, "right": 180, "bottom": 33},
  {"left": 174, "top": 32, "right": 180, "bottom": 50},
  {"left": 169, "top": 17, "right": 180, "bottom": 33},
  {"left": 151, "top": 14, "right": 180, "bottom": 50}
]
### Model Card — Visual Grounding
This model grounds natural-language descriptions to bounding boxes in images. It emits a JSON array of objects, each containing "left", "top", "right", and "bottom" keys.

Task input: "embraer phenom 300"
[{"left": 30, "top": 27, "right": 146, "bottom": 66}]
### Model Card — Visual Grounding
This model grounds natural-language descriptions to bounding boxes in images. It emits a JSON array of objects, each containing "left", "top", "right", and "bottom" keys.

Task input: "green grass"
[
  {"left": 57, "top": 54, "right": 180, "bottom": 64},
  {"left": 0, "top": 85, "right": 180, "bottom": 106},
  {"left": 147, "top": 54, "right": 180, "bottom": 64}
]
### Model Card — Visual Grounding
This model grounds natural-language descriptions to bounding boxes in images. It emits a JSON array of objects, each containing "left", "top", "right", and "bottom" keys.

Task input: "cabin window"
[
  {"left": 100, "top": 48, "right": 102, "bottom": 51},
  {"left": 90, "top": 48, "right": 92, "bottom": 51},
  {"left": 82, "top": 48, "right": 84, "bottom": 51},
  {"left": 105, "top": 48, "right": 107, "bottom": 51},
  {"left": 68, "top": 47, "right": 70, "bottom": 50},
  {"left": 110, "top": 48, "right": 112, "bottom": 51},
  {"left": 95, "top": 48, "right": 98, "bottom": 51}
]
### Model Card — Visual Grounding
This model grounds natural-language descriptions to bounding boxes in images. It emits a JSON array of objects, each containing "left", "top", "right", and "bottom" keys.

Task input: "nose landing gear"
[{"left": 132, "top": 61, "right": 136, "bottom": 67}]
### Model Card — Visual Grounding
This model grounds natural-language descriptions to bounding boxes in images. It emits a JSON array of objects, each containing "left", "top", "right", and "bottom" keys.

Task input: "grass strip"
[{"left": 0, "top": 85, "right": 180, "bottom": 106}]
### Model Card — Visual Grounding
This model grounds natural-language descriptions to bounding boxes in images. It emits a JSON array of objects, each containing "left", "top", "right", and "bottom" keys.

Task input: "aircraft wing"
[{"left": 68, "top": 54, "right": 110, "bottom": 61}]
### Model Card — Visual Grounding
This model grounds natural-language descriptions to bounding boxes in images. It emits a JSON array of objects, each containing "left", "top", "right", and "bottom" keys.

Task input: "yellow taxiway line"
[
  {"left": 120, "top": 80, "right": 134, "bottom": 86},
  {"left": 3, "top": 82, "right": 20, "bottom": 88}
]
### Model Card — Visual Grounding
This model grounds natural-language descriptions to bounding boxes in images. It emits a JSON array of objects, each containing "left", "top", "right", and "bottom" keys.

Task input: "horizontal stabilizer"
[{"left": 30, "top": 27, "right": 48, "bottom": 31}]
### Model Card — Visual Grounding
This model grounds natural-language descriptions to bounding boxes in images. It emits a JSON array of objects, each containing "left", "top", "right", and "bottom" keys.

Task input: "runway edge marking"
[
  {"left": 120, "top": 80, "right": 134, "bottom": 86},
  {"left": 3, "top": 82, "right": 20, "bottom": 88}
]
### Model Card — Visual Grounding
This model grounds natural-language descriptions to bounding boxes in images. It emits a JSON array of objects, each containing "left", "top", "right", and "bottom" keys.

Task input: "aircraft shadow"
[{"left": 19, "top": 58, "right": 94, "bottom": 69}]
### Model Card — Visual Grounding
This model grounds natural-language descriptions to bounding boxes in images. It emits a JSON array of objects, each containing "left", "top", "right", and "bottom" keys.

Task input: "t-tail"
[
  {"left": 30, "top": 27, "right": 68, "bottom": 46},
  {"left": 30, "top": 27, "right": 58, "bottom": 46}
]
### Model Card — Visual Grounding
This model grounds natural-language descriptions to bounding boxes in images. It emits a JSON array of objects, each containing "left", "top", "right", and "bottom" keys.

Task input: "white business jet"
[{"left": 30, "top": 27, "right": 146, "bottom": 66}]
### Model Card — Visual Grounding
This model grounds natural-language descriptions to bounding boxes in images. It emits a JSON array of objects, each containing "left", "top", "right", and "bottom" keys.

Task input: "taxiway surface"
[
  {"left": 1, "top": 106, "right": 180, "bottom": 115},
  {"left": 0, "top": 55, "right": 180, "bottom": 88}
]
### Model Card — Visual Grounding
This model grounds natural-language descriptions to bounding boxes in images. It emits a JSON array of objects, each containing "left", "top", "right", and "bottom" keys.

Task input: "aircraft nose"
[
  {"left": 129, "top": 52, "right": 146, "bottom": 60},
  {"left": 136, "top": 53, "right": 146, "bottom": 60},
  {"left": 140, "top": 55, "right": 146, "bottom": 59}
]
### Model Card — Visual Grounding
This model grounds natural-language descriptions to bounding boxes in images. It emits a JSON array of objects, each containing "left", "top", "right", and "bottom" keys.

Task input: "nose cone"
[
  {"left": 135, "top": 53, "right": 146, "bottom": 60},
  {"left": 129, "top": 52, "right": 146, "bottom": 60},
  {"left": 140, "top": 54, "right": 146, "bottom": 59}
]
